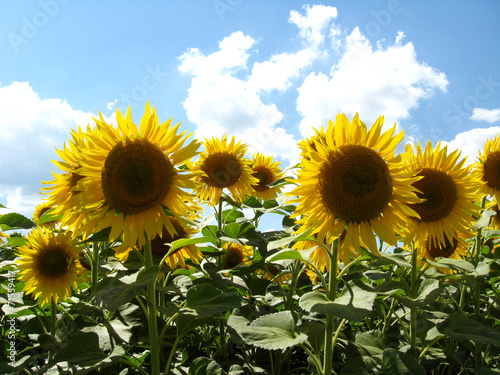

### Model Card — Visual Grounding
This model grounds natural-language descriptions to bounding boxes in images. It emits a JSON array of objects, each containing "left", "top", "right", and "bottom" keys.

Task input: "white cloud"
[
  {"left": 470, "top": 108, "right": 500, "bottom": 123},
  {"left": 178, "top": 5, "right": 339, "bottom": 164},
  {"left": 0, "top": 81, "right": 101, "bottom": 217},
  {"left": 442, "top": 126, "right": 500, "bottom": 165},
  {"left": 296, "top": 28, "right": 449, "bottom": 136}
]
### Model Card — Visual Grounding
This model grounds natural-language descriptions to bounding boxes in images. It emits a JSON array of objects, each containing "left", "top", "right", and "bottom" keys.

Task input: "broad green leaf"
[
  {"left": 82, "top": 227, "right": 112, "bottom": 243},
  {"left": 0, "top": 213, "right": 35, "bottom": 230},
  {"left": 224, "top": 222, "right": 241, "bottom": 238},
  {"left": 50, "top": 332, "right": 107, "bottom": 366},
  {"left": 437, "top": 313, "right": 500, "bottom": 346},
  {"left": 38, "top": 209, "right": 63, "bottom": 225},
  {"left": 222, "top": 209, "right": 244, "bottom": 223},
  {"left": 169, "top": 236, "right": 217, "bottom": 253},
  {"left": 340, "top": 364, "right": 369, "bottom": 375},
  {"left": 189, "top": 357, "right": 224, "bottom": 375},
  {"left": 185, "top": 283, "right": 241, "bottom": 318},
  {"left": 7, "top": 236, "right": 28, "bottom": 247},
  {"left": 381, "top": 348, "right": 426, "bottom": 375},
  {"left": 424, "top": 257, "right": 476, "bottom": 273},
  {"left": 233, "top": 310, "right": 308, "bottom": 350},
  {"left": 266, "top": 248, "right": 315, "bottom": 262},
  {"left": 474, "top": 208, "right": 496, "bottom": 229},
  {"left": 299, "top": 280, "right": 376, "bottom": 322},
  {"left": 267, "top": 225, "right": 314, "bottom": 251}
]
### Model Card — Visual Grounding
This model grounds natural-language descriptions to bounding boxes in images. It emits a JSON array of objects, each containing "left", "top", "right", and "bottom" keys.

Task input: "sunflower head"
[
  {"left": 191, "top": 135, "right": 257, "bottom": 206},
  {"left": 69, "top": 103, "right": 200, "bottom": 250},
  {"left": 33, "top": 203, "right": 59, "bottom": 228},
  {"left": 222, "top": 242, "right": 253, "bottom": 269},
  {"left": 15, "top": 227, "right": 83, "bottom": 305},
  {"left": 250, "top": 153, "right": 285, "bottom": 202},
  {"left": 476, "top": 134, "right": 500, "bottom": 201},
  {"left": 257, "top": 263, "right": 291, "bottom": 285},
  {"left": 404, "top": 141, "right": 480, "bottom": 248},
  {"left": 290, "top": 113, "right": 421, "bottom": 254}
]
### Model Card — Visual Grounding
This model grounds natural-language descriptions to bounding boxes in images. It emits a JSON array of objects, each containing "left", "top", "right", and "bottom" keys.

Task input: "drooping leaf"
[
  {"left": 231, "top": 310, "right": 308, "bottom": 350},
  {"left": 188, "top": 357, "right": 224, "bottom": 375},
  {"left": 381, "top": 348, "right": 426, "bottom": 375},
  {"left": 50, "top": 332, "right": 108, "bottom": 366},
  {"left": 437, "top": 313, "right": 500, "bottom": 347},
  {"left": 267, "top": 225, "right": 314, "bottom": 251},
  {"left": 185, "top": 283, "right": 241, "bottom": 318},
  {"left": 0, "top": 213, "right": 35, "bottom": 231},
  {"left": 169, "top": 236, "right": 218, "bottom": 253},
  {"left": 299, "top": 280, "right": 377, "bottom": 322}
]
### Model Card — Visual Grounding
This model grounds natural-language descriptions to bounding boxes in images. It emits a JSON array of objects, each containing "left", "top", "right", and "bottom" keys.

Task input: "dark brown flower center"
[
  {"left": 252, "top": 167, "right": 274, "bottom": 191},
  {"left": 426, "top": 235, "right": 458, "bottom": 259},
  {"left": 201, "top": 152, "right": 242, "bottom": 188},
  {"left": 150, "top": 219, "right": 187, "bottom": 256},
  {"left": 102, "top": 139, "right": 173, "bottom": 215},
  {"left": 37, "top": 247, "right": 70, "bottom": 279},
  {"left": 223, "top": 244, "right": 245, "bottom": 269},
  {"left": 319, "top": 145, "right": 393, "bottom": 223},
  {"left": 483, "top": 151, "right": 500, "bottom": 191},
  {"left": 410, "top": 168, "right": 457, "bottom": 222}
]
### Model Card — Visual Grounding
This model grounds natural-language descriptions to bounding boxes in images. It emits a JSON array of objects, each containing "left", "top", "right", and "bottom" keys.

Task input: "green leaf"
[
  {"left": 437, "top": 313, "right": 500, "bottom": 346},
  {"left": 224, "top": 222, "right": 241, "bottom": 238},
  {"left": 299, "top": 280, "right": 376, "bottom": 322},
  {"left": 189, "top": 357, "right": 224, "bottom": 375},
  {"left": 169, "top": 236, "right": 217, "bottom": 253},
  {"left": 223, "top": 209, "right": 245, "bottom": 223},
  {"left": 266, "top": 248, "right": 315, "bottom": 262},
  {"left": 381, "top": 348, "right": 426, "bottom": 375},
  {"left": 93, "top": 266, "right": 159, "bottom": 311},
  {"left": 50, "top": 332, "right": 107, "bottom": 366},
  {"left": 7, "top": 236, "right": 28, "bottom": 247},
  {"left": 233, "top": 310, "right": 308, "bottom": 350},
  {"left": 185, "top": 283, "right": 241, "bottom": 318},
  {"left": 267, "top": 225, "right": 314, "bottom": 251},
  {"left": 424, "top": 257, "right": 476, "bottom": 273},
  {"left": 0, "top": 213, "right": 35, "bottom": 230},
  {"left": 340, "top": 364, "right": 369, "bottom": 375},
  {"left": 82, "top": 227, "right": 112, "bottom": 243},
  {"left": 474, "top": 208, "right": 496, "bottom": 229},
  {"left": 38, "top": 209, "right": 63, "bottom": 225}
]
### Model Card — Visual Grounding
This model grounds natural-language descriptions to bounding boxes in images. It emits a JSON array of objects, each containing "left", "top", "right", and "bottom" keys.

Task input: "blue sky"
[{"left": 1, "top": 1, "right": 500, "bottom": 220}]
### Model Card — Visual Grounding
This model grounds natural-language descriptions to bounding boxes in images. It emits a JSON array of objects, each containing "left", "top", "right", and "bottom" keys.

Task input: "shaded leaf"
[
  {"left": 185, "top": 283, "right": 241, "bottom": 318},
  {"left": 437, "top": 313, "right": 500, "bottom": 346},
  {"left": 0, "top": 213, "right": 35, "bottom": 231},
  {"left": 381, "top": 348, "right": 426, "bottom": 375}
]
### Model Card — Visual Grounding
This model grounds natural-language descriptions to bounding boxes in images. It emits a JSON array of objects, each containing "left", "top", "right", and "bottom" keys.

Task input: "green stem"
[
  {"left": 410, "top": 242, "right": 419, "bottom": 354},
  {"left": 50, "top": 301, "right": 57, "bottom": 337},
  {"left": 299, "top": 343, "right": 324, "bottom": 375},
  {"left": 144, "top": 241, "right": 160, "bottom": 375},
  {"left": 118, "top": 358, "right": 150, "bottom": 375},
  {"left": 323, "top": 238, "right": 339, "bottom": 375},
  {"left": 91, "top": 241, "right": 99, "bottom": 292},
  {"left": 164, "top": 334, "right": 182, "bottom": 375}
]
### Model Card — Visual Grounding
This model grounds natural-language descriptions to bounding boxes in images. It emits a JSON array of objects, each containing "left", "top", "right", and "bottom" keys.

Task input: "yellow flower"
[
  {"left": 250, "top": 153, "right": 285, "bottom": 202},
  {"left": 476, "top": 134, "right": 500, "bottom": 201},
  {"left": 191, "top": 135, "right": 257, "bottom": 206},
  {"left": 416, "top": 230, "right": 472, "bottom": 274},
  {"left": 71, "top": 103, "right": 200, "bottom": 257},
  {"left": 257, "top": 263, "right": 291, "bottom": 285},
  {"left": 222, "top": 242, "right": 253, "bottom": 269},
  {"left": 404, "top": 141, "right": 480, "bottom": 249},
  {"left": 138, "top": 216, "right": 203, "bottom": 269},
  {"left": 33, "top": 202, "right": 59, "bottom": 228},
  {"left": 290, "top": 113, "right": 421, "bottom": 255},
  {"left": 42, "top": 125, "right": 94, "bottom": 234},
  {"left": 16, "top": 227, "right": 83, "bottom": 305}
]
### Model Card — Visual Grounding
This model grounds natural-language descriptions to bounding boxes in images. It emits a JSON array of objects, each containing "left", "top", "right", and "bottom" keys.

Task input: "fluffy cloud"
[
  {"left": 0, "top": 82, "right": 99, "bottom": 217},
  {"left": 442, "top": 126, "right": 500, "bottom": 165},
  {"left": 178, "top": 6, "right": 339, "bottom": 164},
  {"left": 296, "top": 28, "right": 449, "bottom": 136},
  {"left": 470, "top": 108, "right": 500, "bottom": 123}
]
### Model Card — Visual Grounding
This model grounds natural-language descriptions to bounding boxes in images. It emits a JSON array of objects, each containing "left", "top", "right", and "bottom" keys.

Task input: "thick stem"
[
  {"left": 144, "top": 241, "right": 160, "bottom": 375},
  {"left": 323, "top": 238, "right": 339, "bottom": 375},
  {"left": 410, "top": 243, "right": 419, "bottom": 353},
  {"left": 91, "top": 241, "right": 99, "bottom": 292}
]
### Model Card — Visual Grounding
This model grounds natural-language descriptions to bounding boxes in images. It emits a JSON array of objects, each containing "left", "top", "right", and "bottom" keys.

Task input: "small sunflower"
[
  {"left": 416, "top": 230, "right": 471, "bottom": 274},
  {"left": 404, "top": 141, "right": 480, "bottom": 248},
  {"left": 257, "top": 263, "right": 291, "bottom": 285},
  {"left": 71, "top": 103, "right": 200, "bottom": 252},
  {"left": 191, "top": 135, "right": 257, "bottom": 206},
  {"left": 42, "top": 125, "right": 94, "bottom": 234},
  {"left": 290, "top": 113, "right": 421, "bottom": 255},
  {"left": 476, "top": 134, "right": 500, "bottom": 201},
  {"left": 33, "top": 202, "right": 59, "bottom": 228},
  {"left": 139, "top": 216, "right": 203, "bottom": 269},
  {"left": 16, "top": 227, "right": 83, "bottom": 305},
  {"left": 297, "top": 127, "right": 327, "bottom": 162},
  {"left": 222, "top": 242, "right": 253, "bottom": 269},
  {"left": 250, "top": 153, "right": 285, "bottom": 202}
]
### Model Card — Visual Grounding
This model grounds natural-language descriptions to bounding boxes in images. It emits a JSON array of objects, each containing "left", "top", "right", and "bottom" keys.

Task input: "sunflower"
[
  {"left": 42, "top": 125, "right": 94, "bottom": 234},
  {"left": 15, "top": 227, "right": 83, "bottom": 305},
  {"left": 33, "top": 202, "right": 59, "bottom": 228},
  {"left": 71, "top": 103, "right": 200, "bottom": 252},
  {"left": 222, "top": 242, "right": 253, "bottom": 269},
  {"left": 250, "top": 153, "right": 285, "bottom": 202},
  {"left": 0, "top": 230, "right": 7, "bottom": 246},
  {"left": 475, "top": 134, "right": 500, "bottom": 201},
  {"left": 131, "top": 216, "right": 203, "bottom": 269},
  {"left": 404, "top": 141, "right": 480, "bottom": 248},
  {"left": 289, "top": 113, "right": 421, "bottom": 255},
  {"left": 297, "top": 127, "right": 327, "bottom": 162},
  {"left": 191, "top": 135, "right": 257, "bottom": 206},
  {"left": 257, "top": 263, "right": 291, "bottom": 285},
  {"left": 416, "top": 230, "right": 471, "bottom": 274}
]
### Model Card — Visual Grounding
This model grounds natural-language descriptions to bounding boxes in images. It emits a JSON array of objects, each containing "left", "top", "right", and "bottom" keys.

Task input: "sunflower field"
[{"left": 1, "top": 104, "right": 500, "bottom": 374}]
